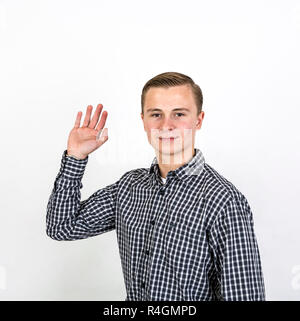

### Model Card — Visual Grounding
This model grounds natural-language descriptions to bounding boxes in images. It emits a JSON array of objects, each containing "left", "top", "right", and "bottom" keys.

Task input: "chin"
[{"left": 154, "top": 144, "right": 183, "bottom": 155}]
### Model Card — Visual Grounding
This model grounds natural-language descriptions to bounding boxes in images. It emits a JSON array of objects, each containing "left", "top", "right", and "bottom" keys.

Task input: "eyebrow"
[{"left": 146, "top": 108, "right": 191, "bottom": 113}]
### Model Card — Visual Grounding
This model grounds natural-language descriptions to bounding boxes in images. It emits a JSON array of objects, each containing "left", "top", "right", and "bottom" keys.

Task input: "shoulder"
[
  {"left": 117, "top": 167, "right": 150, "bottom": 187},
  {"left": 203, "top": 163, "right": 245, "bottom": 199},
  {"left": 202, "top": 162, "right": 254, "bottom": 227},
  {"left": 202, "top": 162, "right": 250, "bottom": 219}
]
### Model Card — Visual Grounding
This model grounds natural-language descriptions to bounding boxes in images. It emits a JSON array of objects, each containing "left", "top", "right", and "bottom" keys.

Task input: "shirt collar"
[{"left": 149, "top": 148, "right": 205, "bottom": 186}]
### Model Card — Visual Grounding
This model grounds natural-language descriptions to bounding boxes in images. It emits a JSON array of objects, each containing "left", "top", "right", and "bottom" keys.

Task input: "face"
[{"left": 141, "top": 84, "right": 205, "bottom": 161}]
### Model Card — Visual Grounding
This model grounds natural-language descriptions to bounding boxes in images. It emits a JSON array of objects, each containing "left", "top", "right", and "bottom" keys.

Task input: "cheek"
[
  {"left": 177, "top": 120, "right": 197, "bottom": 138},
  {"left": 182, "top": 121, "right": 192, "bottom": 127},
  {"left": 145, "top": 121, "right": 160, "bottom": 131},
  {"left": 144, "top": 124, "right": 158, "bottom": 140},
  {"left": 177, "top": 120, "right": 195, "bottom": 129}
]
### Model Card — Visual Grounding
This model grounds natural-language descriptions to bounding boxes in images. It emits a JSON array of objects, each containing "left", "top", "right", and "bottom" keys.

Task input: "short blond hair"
[{"left": 141, "top": 71, "right": 203, "bottom": 115}]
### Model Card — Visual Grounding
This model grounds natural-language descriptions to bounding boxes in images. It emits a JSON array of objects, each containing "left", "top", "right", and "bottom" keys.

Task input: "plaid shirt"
[{"left": 46, "top": 148, "right": 266, "bottom": 301}]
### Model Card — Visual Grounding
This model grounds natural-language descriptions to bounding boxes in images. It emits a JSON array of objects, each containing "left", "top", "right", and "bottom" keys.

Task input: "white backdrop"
[{"left": 0, "top": 0, "right": 299, "bottom": 301}]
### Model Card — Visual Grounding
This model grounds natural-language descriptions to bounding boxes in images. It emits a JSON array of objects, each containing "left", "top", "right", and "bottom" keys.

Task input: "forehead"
[{"left": 144, "top": 85, "right": 196, "bottom": 111}]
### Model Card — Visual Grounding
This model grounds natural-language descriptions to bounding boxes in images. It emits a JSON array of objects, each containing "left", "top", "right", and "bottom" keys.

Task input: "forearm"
[{"left": 46, "top": 150, "right": 89, "bottom": 240}]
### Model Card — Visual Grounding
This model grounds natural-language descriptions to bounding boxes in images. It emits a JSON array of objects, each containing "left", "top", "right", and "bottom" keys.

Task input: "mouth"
[{"left": 158, "top": 136, "right": 179, "bottom": 141}]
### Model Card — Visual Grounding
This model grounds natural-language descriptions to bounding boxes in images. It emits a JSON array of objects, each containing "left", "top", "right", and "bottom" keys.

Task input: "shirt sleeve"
[
  {"left": 46, "top": 150, "right": 122, "bottom": 241},
  {"left": 208, "top": 193, "right": 266, "bottom": 301}
]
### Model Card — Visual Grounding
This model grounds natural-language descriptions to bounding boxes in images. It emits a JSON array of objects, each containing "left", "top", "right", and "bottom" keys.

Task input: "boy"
[{"left": 46, "top": 72, "right": 266, "bottom": 301}]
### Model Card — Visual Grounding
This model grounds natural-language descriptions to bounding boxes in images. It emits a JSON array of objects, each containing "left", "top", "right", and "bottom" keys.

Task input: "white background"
[{"left": 0, "top": 0, "right": 299, "bottom": 300}]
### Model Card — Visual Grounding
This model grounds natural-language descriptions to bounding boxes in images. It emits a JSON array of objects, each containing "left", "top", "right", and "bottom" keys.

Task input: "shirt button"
[
  {"left": 141, "top": 281, "right": 145, "bottom": 288},
  {"left": 145, "top": 249, "right": 150, "bottom": 255},
  {"left": 150, "top": 219, "right": 155, "bottom": 225},
  {"left": 158, "top": 189, "right": 165, "bottom": 196}
]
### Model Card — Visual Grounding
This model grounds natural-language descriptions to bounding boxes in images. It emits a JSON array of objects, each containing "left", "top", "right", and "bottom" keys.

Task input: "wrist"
[{"left": 66, "top": 151, "right": 88, "bottom": 160}]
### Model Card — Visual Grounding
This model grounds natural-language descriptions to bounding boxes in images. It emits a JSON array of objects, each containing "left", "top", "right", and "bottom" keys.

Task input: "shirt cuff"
[{"left": 58, "top": 149, "right": 89, "bottom": 180}]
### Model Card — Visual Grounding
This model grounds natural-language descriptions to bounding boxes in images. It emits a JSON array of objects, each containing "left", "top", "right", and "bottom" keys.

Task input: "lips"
[{"left": 158, "top": 136, "right": 179, "bottom": 140}]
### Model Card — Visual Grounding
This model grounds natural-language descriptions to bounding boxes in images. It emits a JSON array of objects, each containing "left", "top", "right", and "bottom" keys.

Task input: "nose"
[{"left": 160, "top": 115, "right": 175, "bottom": 131}]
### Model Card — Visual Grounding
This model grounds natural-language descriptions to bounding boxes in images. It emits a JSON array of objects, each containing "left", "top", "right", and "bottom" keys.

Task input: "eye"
[
  {"left": 151, "top": 113, "right": 161, "bottom": 118},
  {"left": 176, "top": 113, "right": 185, "bottom": 117}
]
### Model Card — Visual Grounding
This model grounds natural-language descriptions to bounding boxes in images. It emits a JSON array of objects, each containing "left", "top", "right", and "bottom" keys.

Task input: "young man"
[{"left": 46, "top": 72, "right": 266, "bottom": 301}]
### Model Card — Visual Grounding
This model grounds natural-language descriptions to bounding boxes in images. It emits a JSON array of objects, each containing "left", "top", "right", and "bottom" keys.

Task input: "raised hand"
[{"left": 67, "top": 104, "right": 108, "bottom": 159}]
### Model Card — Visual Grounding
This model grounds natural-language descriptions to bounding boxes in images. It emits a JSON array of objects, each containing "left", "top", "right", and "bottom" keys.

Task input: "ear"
[{"left": 196, "top": 111, "right": 205, "bottom": 129}]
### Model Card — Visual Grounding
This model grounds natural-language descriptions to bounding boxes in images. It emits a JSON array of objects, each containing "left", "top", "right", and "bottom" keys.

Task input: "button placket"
[{"left": 158, "top": 189, "right": 165, "bottom": 196}]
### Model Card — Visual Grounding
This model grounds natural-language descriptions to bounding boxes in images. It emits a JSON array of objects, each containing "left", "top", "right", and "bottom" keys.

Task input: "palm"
[{"left": 68, "top": 127, "right": 98, "bottom": 154}]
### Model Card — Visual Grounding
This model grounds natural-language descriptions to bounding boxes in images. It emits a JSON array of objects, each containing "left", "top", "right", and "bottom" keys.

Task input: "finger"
[
  {"left": 95, "top": 110, "right": 108, "bottom": 132},
  {"left": 82, "top": 105, "right": 93, "bottom": 127},
  {"left": 89, "top": 104, "right": 103, "bottom": 129},
  {"left": 74, "top": 111, "right": 82, "bottom": 128}
]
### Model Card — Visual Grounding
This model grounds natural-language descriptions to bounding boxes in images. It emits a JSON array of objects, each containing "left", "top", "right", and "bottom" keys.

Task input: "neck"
[{"left": 156, "top": 146, "right": 195, "bottom": 179}]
